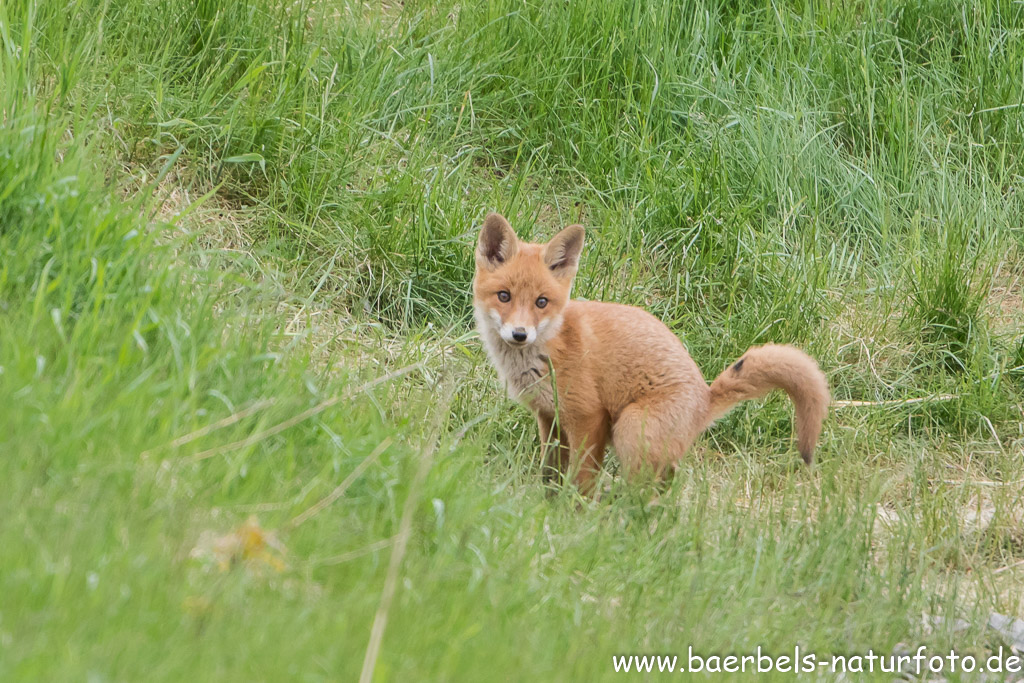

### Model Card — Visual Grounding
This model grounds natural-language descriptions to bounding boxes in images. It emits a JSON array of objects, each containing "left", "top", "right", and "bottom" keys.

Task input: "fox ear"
[
  {"left": 476, "top": 213, "right": 518, "bottom": 269},
  {"left": 543, "top": 224, "right": 584, "bottom": 276}
]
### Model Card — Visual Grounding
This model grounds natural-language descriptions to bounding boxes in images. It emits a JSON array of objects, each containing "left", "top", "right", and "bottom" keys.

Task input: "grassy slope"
[{"left": 1, "top": 0, "right": 1023, "bottom": 679}]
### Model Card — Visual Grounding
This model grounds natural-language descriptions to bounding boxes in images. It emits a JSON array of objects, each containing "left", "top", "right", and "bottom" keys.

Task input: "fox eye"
[
  {"left": 497, "top": 290, "right": 511, "bottom": 303},
  {"left": 536, "top": 296, "right": 548, "bottom": 308}
]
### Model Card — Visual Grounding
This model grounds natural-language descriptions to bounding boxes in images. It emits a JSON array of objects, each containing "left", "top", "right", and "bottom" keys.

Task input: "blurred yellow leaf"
[{"left": 190, "top": 515, "right": 287, "bottom": 573}]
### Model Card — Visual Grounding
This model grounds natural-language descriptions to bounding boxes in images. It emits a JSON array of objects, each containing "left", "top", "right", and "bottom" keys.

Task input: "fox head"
[{"left": 472, "top": 212, "right": 584, "bottom": 348}]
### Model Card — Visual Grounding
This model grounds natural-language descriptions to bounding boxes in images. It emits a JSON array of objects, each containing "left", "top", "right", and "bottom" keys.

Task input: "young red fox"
[{"left": 473, "top": 213, "right": 829, "bottom": 494}]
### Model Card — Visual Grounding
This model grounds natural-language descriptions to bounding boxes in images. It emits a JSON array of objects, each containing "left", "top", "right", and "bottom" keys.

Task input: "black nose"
[{"left": 512, "top": 328, "right": 528, "bottom": 342}]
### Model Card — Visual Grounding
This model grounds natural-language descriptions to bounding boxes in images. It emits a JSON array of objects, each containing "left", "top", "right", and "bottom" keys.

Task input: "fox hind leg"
[{"left": 612, "top": 396, "right": 705, "bottom": 480}]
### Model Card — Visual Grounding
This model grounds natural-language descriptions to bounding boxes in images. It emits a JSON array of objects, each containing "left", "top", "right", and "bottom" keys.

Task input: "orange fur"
[{"left": 473, "top": 213, "right": 830, "bottom": 493}]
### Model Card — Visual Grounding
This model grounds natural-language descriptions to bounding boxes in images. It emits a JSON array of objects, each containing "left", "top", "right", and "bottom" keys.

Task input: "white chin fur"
[{"left": 535, "top": 315, "right": 562, "bottom": 342}]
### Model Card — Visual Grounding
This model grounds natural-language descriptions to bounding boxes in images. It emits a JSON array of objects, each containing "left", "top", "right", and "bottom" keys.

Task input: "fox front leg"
[
  {"left": 536, "top": 412, "right": 569, "bottom": 486},
  {"left": 563, "top": 413, "right": 610, "bottom": 497}
]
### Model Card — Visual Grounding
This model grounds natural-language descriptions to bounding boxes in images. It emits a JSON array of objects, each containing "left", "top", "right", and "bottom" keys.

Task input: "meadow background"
[{"left": 2, "top": 0, "right": 1023, "bottom": 679}]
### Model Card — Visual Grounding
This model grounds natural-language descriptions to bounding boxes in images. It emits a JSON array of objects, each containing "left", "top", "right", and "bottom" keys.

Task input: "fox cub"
[{"left": 473, "top": 213, "right": 829, "bottom": 493}]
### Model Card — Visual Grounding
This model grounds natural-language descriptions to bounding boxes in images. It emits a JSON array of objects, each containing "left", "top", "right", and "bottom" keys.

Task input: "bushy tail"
[{"left": 706, "top": 344, "right": 829, "bottom": 463}]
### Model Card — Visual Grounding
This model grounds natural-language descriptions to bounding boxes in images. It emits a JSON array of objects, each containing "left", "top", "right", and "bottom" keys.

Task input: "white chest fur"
[{"left": 474, "top": 308, "right": 557, "bottom": 415}]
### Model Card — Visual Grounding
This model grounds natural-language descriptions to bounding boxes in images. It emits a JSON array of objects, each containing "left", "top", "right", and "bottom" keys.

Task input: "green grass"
[{"left": 2, "top": 0, "right": 1024, "bottom": 679}]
